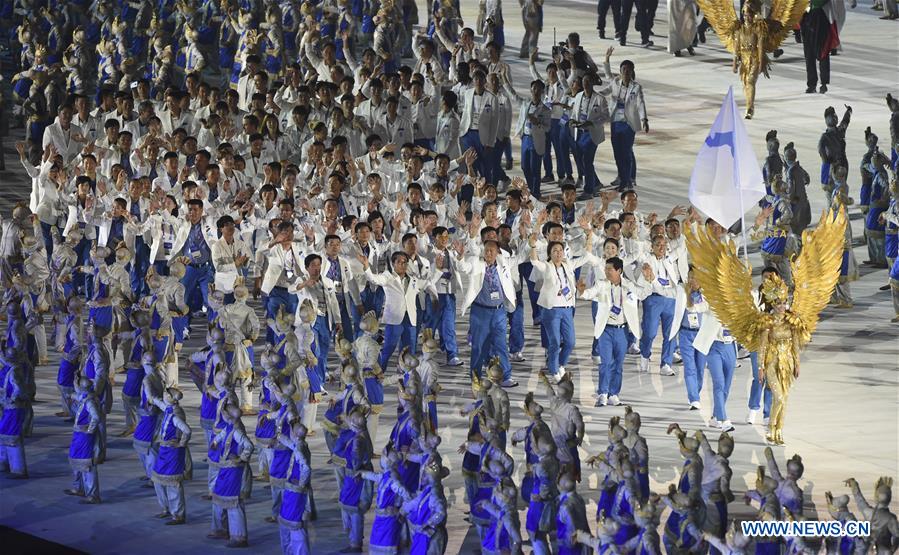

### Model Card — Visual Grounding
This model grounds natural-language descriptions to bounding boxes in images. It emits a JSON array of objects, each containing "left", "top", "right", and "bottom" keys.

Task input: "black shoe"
[
  {"left": 806, "top": 87, "right": 816, "bottom": 93},
  {"left": 599, "top": 29, "right": 606, "bottom": 39},
  {"left": 773, "top": 48, "right": 784, "bottom": 58},
  {"left": 880, "top": 284, "right": 891, "bottom": 291},
  {"left": 819, "top": 84, "right": 828, "bottom": 94},
  {"left": 699, "top": 32, "right": 706, "bottom": 43},
  {"left": 541, "top": 175, "right": 555, "bottom": 183},
  {"left": 642, "top": 40, "right": 654, "bottom": 48},
  {"left": 687, "top": 46, "right": 695, "bottom": 55},
  {"left": 619, "top": 38, "right": 626, "bottom": 46},
  {"left": 674, "top": 50, "right": 682, "bottom": 57}
]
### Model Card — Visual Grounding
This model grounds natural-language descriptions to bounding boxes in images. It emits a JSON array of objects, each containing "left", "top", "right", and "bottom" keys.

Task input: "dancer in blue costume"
[
  {"left": 56, "top": 296, "right": 85, "bottom": 419},
  {"left": 662, "top": 486, "right": 707, "bottom": 555},
  {"left": 402, "top": 457, "right": 450, "bottom": 555},
  {"left": 208, "top": 405, "right": 255, "bottom": 548},
  {"left": 477, "top": 469, "right": 523, "bottom": 555},
  {"left": 556, "top": 474, "right": 592, "bottom": 555},
  {"left": 64, "top": 378, "right": 103, "bottom": 504},
  {"left": 134, "top": 352, "right": 165, "bottom": 481},
  {"left": 277, "top": 421, "right": 313, "bottom": 555},
  {"left": 618, "top": 495, "right": 665, "bottom": 555},
  {"left": 359, "top": 449, "right": 413, "bottom": 555},
  {"left": 586, "top": 418, "right": 628, "bottom": 525},
  {"left": 150, "top": 387, "right": 192, "bottom": 525},
  {"left": 665, "top": 423, "right": 705, "bottom": 553},
  {"left": 623, "top": 406, "right": 650, "bottom": 502},
  {"left": 265, "top": 382, "right": 300, "bottom": 524},
  {"left": 189, "top": 327, "right": 228, "bottom": 447},
  {"left": 120, "top": 308, "right": 152, "bottom": 436},
  {"left": 525, "top": 435, "right": 559, "bottom": 555},
  {"left": 81, "top": 325, "right": 113, "bottom": 463},
  {"left": 323, "top": 361, "right": 370, "bottom": 490},
  {"left": 389, "top": 384, "right": 424, "bottom": 493},
  {"left": 744, "top": 468, "right": 782, "bottom": 554},
  {"left": 0, "top": 345, "right": 30, "bottom": 478},
  {"left": 257, "top": 350, "right": 287, "bottom": 481},
  {"left": 354, "top": 310, "right": 385, "bottom": 441},
  {"left": 697, "top": 430, "right": 735, "bottom": 555},
  {"left": 539, "top": 371, "right": 584, "bottom": 481},
  {"left": 338, "top": 408, "right": 375, "bottom": 554}
]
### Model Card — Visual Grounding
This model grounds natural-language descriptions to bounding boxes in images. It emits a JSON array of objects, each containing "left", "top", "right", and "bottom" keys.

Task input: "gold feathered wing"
[
  {"left": 695, "top": 0, "right": 740, "bottom": 53},
  {"left": 788, "top": 205, "right": 847, "bottom": 348},
  {"left": 763, "top": 0, "right": 809, "bottom": 52},
  {"left": 684, "top": 224, "right": 766, "bottom": 352}
]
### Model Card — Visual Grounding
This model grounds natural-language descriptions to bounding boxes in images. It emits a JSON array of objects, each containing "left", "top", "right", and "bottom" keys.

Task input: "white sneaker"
[
  {"left": 673, "top": 351, "right": 683, "bottom": 364},
  {"left": 510, "top": 352, "right": 526, "bottom": 362},
  {"left": 628, "top": 343, "right": 641, "bottom": 355},
  {"left": 660, "top": 364, "right": 676, "bottom": 376},
  {"left": 592, "top": 355, "right": 602, "bottom": 365},
  {"left": 547, "top": 373, "right": 562, "bottom": 385},
  {"left": 596, "top": 393, "right": 608, "bottom": 406},
  {"left": 708, "top": 417, "right": 720, "bottom": 429},
  {"left": 558, "top": 366, "right": 567, "bottom": 378},
  {"left": 689, "top": 401, "right": 701, "bottom": 410},
  {"left": 447, "top": 357, "right": 464, "bottom": 367},
  {"left": 719, "top": 420, "right": 735, "bottom": 432},
  {"left": 608, "top": 395, "right": 621, "bottom": 406},
  {"left": 746, "top": 409, "right": 758, "bottom": 424},
  {"left": 738, "top": 346, "right": 751, "bottom": 359},
  {"left": 763, "top": 417, "right": 770, "bottom": 426},
  {"left": 638, "top": 357, "right": 650, "bottom": 373}
]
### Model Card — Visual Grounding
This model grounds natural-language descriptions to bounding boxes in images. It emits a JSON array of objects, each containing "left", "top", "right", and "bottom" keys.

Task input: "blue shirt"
[
  {"left": 474, "top": 263, "right": 503, "bottom": 307},
  {"left": 108, "top": 217, "right": 125, "bottom": 246},
  {"left": 681, "top": 291, "right": 704, "bottom": 330},
  {"left": 129, "top": 200, "right": 142, "bottom": 222},
  {"left": 186, "top": 223, "right": 211, "bottom": 266}
]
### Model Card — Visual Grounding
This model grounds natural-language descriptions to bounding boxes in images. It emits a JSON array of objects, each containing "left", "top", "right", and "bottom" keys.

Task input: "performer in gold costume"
[
  {"left": 696, "top": 0, "right": 808, "bottom": 118},
  {"left": 685, "top": 206, "right": 847, "bottom": 444}
]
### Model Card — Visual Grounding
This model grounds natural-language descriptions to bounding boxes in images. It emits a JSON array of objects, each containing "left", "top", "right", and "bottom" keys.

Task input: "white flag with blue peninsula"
[{"left": 688, "top": 87, "right": 766, "bottom": 228}]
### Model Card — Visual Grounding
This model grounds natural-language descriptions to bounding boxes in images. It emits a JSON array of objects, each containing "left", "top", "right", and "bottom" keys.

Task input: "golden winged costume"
[
  {"left": 696, "top": 0, "right": 807, "bottom": 118},
  {"left": 685, "top": 206, "right": 847, "bottom": 444}
]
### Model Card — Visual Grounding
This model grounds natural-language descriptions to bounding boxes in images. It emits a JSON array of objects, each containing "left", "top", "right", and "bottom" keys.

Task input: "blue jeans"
[
  {"left": 640, "top": 294, "right": 676, "bottom": 366},
  {"left": 379, "top": 315, "right": 417, "bottom": 370},
  {"left": 561, "top": 126, "right": 577, "bottom": 179},
  {"left": 679, "top": 328, "right": 706, "bottom": 403},
  {"left": 40, "top": 221, "right": 54, "bottom": 261},
  {"left": 460, "top": 129, "right": 491, "bottom": 184},
  {"left": 598, "top": 325, "right": 627, "bottom": 395},
  {"left": 610, "top": 121, "right": 637, "bottom": 187},
  {"left": 521, "top": 135, "right": 542, "bottom": 198},
  {"left": 181, "top": 262, "right": 213, "bottom": 312},
  {"left": 542, "top": 306, "right": 575, "bottom": 375},
  {"left": 469, "top": 304, "right": 511, "bottom": 380},
  {"left": 574, "top": 130, "right": 599, "bottom": 194},
  {"left": 707, "top": 341, "right": 737, "bottom": 421},
  {"left": 507, "top": 290, "right": 524, "bottom": 354},
  {"left": 312, "top": 315, "right": 330, "bottom": 385},
  {"left": 130, "top": 237, "right": 151, "bottom": 297},
  {"left": 434, "top": 293, "right": 458, "bottom": 360},
  {"left": 336, "top": 298, "right": 354, "bottom": 343},
  {"left": 748, "top": 351, "right": 773, "bottom": 417}
]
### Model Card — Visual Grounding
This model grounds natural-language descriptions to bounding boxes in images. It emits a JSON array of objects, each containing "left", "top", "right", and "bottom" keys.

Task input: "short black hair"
[{"left": 606, "top": 256, "right": 624, "bottom": 272}]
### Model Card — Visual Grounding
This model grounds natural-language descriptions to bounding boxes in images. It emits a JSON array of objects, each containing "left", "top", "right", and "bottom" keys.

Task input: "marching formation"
[{"left": 1, "top": 0, "right": 898, "bottom": 553}]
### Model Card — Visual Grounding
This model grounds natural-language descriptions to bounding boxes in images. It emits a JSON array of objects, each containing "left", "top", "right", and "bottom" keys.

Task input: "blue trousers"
[
  {"left": 610, "top": 121, "right": 637, "bottom": 187},
  {"left": 337, "top": 298, "right": 354, "bottom": 343},
  {"left": 434, "top": 293, "right": 458, "bottom": 360},
  {"left": 493, "top": 138, "right": 510, "bottom": 184},
  {"left": 561, "top": 127, "right": 577, "bottom": 179},
  {"left": 74, "top": 237, "right": 92, "bottom": 296},
  {"left": 707, "top": 341, "right": 737, "bottom": 421},
  {"left": 361, "top": 286, "right": 385, "bottom": 318},
  {"left": 597, "top": 326, "right": 627, "bottom": 395},
  {"left": 461, "top": 129, "right": 491, "bottom": 184},
  {"left": 265, "top": 287, "right": 299, "bottom": 344},
  {"left": 521, "top": 135, "right": 542, "bottom": 198},
  {"left": 590, "top": 302, "right": 601, "bottom": 356},
  {"left": 130, "top": 238, "right": 151, "bottom": 297},
  {"left": 379, "top": 315, "right": 417, "bottom": 370},
  {"left": 469, "top": 304, "right": 511, "bottom": 380},
  {"left": 574, "top": 130, "right": 599, "bottom": 194},
  {"left": 542, "top": 306, "right": 575, "bottom": 375},
  {"left": 748, "top": 351, "right": 773, "bottom": 417},
  {"left": 678, "top": 328, "right": 706, "bottom": 404},
  {"left": 507, "top": 290, "right": 525, "bottom": 355},
  {"left": 313, "top": 315, "right": 330, "bottom": 384},
  {"left": 181, "top": 263, "right": 213, "bottom": 312},
  {"left": 640, "top": 294, "right": 675, "bottom": 366},
  {"left": 543, "top": 119, "right": 571, "bottom": 179},
  {"left": 519, "top": 262, "right": 541, "bottom": 325},
  {"left": 40, "top": 221, "right": 54, "bottom": 261}
]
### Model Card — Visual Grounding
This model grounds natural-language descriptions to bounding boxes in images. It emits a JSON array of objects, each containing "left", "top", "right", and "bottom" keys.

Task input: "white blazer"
[
  {"left": 459, "top": 89, "right": 500, "bottom": 147},
  {"left": 509, "top": 94, "right": 552, "bottom": 155},
  {"left": 569, "top": 91, "right": 608, "bottom": 144},
  {"left": 580, "top": 278, "right": 642, "bottom": 339},
  {"left": 598, "top": 60, "right": 648, "bottom": 133},
  {"left": 321, "top": 255, "right": 363, "bottom": 307},
  {"left": 260, "top": 241, "right": 308, "bottom": 295},
  {"left": 457, "top": 257, "right": 518, "bottom": 315},
  {"left": 669, "top": 286, "right": 710, "bottom": 341},
  {"left": 425, "top": 248, "right": 465, "bottom": 296},
  {"left": 42, "top": 120, "right": 84, "bottom": 164},
  {"left": 167, "top": 216, "right": 218, "bottom": 263},
  {"left": 531, "top": 254, "right": 599, "bottom": 310},
  {"left": 435, "top": 110, "right": 461, "bottom": 159},
  {"left": 364, "top": 268, "right": 433, "bottom": 326}
]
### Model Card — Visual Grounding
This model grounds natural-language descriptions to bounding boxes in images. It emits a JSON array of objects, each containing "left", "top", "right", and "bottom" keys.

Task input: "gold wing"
[
  {"left": 695, "top": 0, "right": 740, "bottom": 53},
  {"left": 685, "top": 223, "right": 765, "bottom": 351},
  {"left": 789, "top": 205, "right": 847, "bottom": 348},
  {"left": 763, "top": 0, "right": 809, "bottom": 52}
]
